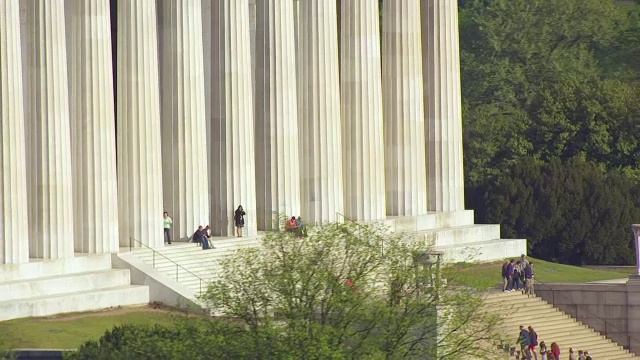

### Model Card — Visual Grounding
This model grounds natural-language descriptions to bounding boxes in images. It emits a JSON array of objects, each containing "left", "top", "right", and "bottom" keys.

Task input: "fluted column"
[
  {"left": 0, "top": 0, "right": 29, "bottom": 264},
  {"left": 210, "top": 0, "right": 257, "bottom": 236},
  {"left": 254, "top": 0, "right": 301, "bottom": 230},
  {"left": 117, "top": 0, "right": 164, "bottom": 248},
  {"left": 69, "top": 0, "right": 119, "bottom": 254},
  {"left": 421, "top": 0, "right": 465, "bottom": 211},
  {"left": 25, "top": 0, "right": 75, "bottom": 259},
  {"left": 340, "top": 0, "right": 386, "bottom": 222},
  {"left": 158, "top": 0, "right": 209, "bottom": 241},
  {"left": 382, "top": 0, "right": 428, "bottom": 216},
  {"left": 297, "top": 0, "right": 344, "bottom": 224}
]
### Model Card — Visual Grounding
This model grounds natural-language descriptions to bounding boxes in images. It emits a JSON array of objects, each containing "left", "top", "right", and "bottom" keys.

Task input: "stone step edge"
[
  {"left": 0, "top": 284, "right": 148, "bottom": 305},
  {"left": 433, "top": 237, "right": 526, "bottom": 249},
  {"left": 0, "top": 268, "right": 130, "bottom": 286}
]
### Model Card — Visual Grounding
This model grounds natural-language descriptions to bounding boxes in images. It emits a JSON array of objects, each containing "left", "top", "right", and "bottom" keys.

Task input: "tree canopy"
[
  {"left": 460, "top": 0, "right": 640, "bottom": 264},
  {"left": 201, "top": 222, "right": 503, "bottom": 359}
]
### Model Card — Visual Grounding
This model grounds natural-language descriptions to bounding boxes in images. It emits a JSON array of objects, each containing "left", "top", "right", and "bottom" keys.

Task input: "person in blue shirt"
[{"left": 295, "top": 216, "right": 307, "bottom": 237}]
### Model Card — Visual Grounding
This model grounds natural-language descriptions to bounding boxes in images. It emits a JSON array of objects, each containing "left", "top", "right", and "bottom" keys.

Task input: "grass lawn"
[
  {"left": 443, "top": 258, "right": 632, "bottom": 290},
  {"left": 0, "top": 306, "right": 200, "bottom": 350}
]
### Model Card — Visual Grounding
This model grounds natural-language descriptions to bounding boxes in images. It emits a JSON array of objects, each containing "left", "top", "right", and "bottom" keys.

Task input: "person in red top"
[
  {"left": 286, "top": 216, "right": 298, "bottom": 232},
  {"left": 551, "top": 342, "right": 560, "bottom": 360}
]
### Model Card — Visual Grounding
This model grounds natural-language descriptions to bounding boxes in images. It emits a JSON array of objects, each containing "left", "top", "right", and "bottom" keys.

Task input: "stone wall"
[{"left": 536, "top": 279, "right": 640, "bottom": 354}]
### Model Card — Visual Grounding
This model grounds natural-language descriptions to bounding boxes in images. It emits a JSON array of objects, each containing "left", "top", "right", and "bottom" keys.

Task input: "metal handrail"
[
  {"left": 536, "top": 281, "right": 640, "bottom": 351},
  {"left": 128, "top": 237, "right": 209, "bottom": 294}
]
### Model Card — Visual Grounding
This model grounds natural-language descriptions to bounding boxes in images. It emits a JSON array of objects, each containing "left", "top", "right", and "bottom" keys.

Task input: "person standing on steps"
[
  {"left": 502, "top": 260, "right": 510, "bottom": 292},
  {"left": 163, "top": 212, "right": 173, "bottom": 244},
  {"left": 234, "top": 205, "right": 246, "bottom": 237}
]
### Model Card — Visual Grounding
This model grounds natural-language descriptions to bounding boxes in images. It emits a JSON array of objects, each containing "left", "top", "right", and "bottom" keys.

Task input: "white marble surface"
[
  {"left": 209, "top": 0, "right": 257, "bottom": 236},
  {"left": 158, "top": 0, "right": 210, "bottom": 241},
  {"left": 340, "top": 0, "right": 387, "bottom": 222},
  {"left": 0, "top": 0, "right": 29, "bottom": 264},
  {"left": 421, "top": 0, "right": 465, "bottom": 212},
  {"left": 69, "top": 0, "right": 119, "bottom": 254},
  {"left": 254, "top": 0, "right": 301, "bottom": 230},
  {"left": 116, "top": 0, "right": 164, "bottom": 248},
  {"left": 297, "top": 0, "right": 344, "bottom": 225},
  {"left": 382, "top": 0, "right": 428, "bottom": 217},
  {"left": 24, "top": 0, "right": 75, "bottom": 260}
]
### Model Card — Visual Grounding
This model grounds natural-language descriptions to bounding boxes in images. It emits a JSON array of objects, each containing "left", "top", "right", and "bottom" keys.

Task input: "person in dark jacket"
[
  {"left": 192, "top": 226, "right": 208, "bottom": 250},
  {"left": 528, "top": 326, "right": 539, "bottom": 360},
  {"left": 524, "top": 262, "right": 535, "bottom": 295},
  {"left": 517, "top": 325, "right": 532, "bottom": 360},
  {"left": 234, "top": 205, "right": 246, "bottom": 237},
  {"left": 513, "top": 261, "right": 522, "bottom": 291},
  {"left": 507, "top": 259, "right": 515, "bottom": 291}
]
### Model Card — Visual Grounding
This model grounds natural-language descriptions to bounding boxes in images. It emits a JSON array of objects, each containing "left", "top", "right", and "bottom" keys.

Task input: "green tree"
[
  {"left": 474, "top": 157, "right": 639, "bottom": 265},
  {"left": 201, "top": 222, "right": 504, "bottom": 359},
  {"left": 66, "top": 319, "right": 256, "bottom": 360},
  {"left": 458, "top": 0, "right": 640, "bottom": 188}
]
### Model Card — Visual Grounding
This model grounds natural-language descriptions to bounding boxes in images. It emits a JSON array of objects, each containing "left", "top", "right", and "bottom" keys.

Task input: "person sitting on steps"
[
  {"left": 295, "top": 216, "right": 307, "bottom": 237},
  {"left": 192, "top": 226, "right": 209, "bottom": 250},
  {"left": 286, "top": 216, "right": 298, "bottom": 233}
]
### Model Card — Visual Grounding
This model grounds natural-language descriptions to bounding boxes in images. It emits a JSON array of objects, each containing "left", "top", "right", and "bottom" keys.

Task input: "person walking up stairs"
[{"left": 483, "top": 291, "right": 640, "bottom": 359}]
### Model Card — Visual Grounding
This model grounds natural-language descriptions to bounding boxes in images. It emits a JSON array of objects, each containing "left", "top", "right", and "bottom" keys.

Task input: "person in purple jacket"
[{"left": 504, "top": 259, "right": 515, "bottom": 292}]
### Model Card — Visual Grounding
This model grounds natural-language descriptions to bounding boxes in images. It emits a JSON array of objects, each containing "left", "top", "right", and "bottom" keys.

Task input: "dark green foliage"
[
  {"left": 471, "top": 157, "right": 640, "bottom": 265},
  {"left": 460, "top": 0, "right": 640, "bottom": 264},
  {"left": 65, "top": 320, "right": 255, "bottom": 360}
]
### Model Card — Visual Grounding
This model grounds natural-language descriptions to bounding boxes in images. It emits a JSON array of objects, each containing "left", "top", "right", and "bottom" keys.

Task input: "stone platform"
[
  {"left": 0, "top": 254, "right": 149, "bottom": 321},
  {"left": 389, "top": 210, "right": 526, "bottom": 263}
]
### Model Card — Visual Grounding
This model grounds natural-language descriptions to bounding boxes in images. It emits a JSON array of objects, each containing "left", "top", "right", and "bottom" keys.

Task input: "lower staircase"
[
  {"left": 484, "top": 291, "right": 639, "bottom": 359},
  {"left": 0, "top": 254, "right": 149, "bottom": 321},
  {"left": 126, "top": 236, "right": 262, "bottom": 295}
]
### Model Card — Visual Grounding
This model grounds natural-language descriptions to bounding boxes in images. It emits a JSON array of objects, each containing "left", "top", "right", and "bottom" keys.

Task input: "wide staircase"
[
  {"left": 126, "top": 236, "right": 262, "bottom": 295},
  {"left": 0, "top": 254, "right": 149, "bottom": 321},
  {"left": 484, "top": 291, "right": 639, "bottom": 359}
]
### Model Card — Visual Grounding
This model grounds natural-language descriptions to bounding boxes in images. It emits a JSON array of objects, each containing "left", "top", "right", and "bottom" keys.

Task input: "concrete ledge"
[
  {"left": 0, "top": 269, "right": 132, "bottom": 301},
  {"left": 434, "top": 238, "right": 526, "bottom": 263},
  {"left": 388, "top": 210, "right": 475, "bottom": 232},
  {"left": 0, "top": 285, "right": 149, "bottom": 321},
  {"left": 412, "top": 224, "right": 501, "bottom": 247},
  {"left": 0, "top": 254, "right": 112, "bottom": 282},
  {"left": 112, "top": 253, "right": 207, "bottom": 312},
  {"left": 12, "top": 349, "right": 73, "bottom": 360}
]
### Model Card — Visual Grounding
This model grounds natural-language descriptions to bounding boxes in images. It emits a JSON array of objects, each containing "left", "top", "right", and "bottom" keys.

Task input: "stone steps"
[
  {"left": 485, "top": 291, "right": 640, "bottom": 359},
  {"left": 0, "top": 254, "right": 149, "bottom": 321},
  {"left": 126, "top": 236, "right": 263, "bottom": 295}
]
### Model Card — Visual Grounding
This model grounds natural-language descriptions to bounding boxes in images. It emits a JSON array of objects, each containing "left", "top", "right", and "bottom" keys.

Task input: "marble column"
[
  {"left": 24, "top": 0, "right": 75, "bottom": 259},
  {"left": 210, "top": 0, "right": 257, "bottom": 236},
  {"left": 382, "top": 0, "right": 428, "bottom": 216},
  {"left": 297, "top": 0, "right": 344, "bottom": 224},
  {"left": 254, "top": 0, "right": 301, "bottom": 230},
  {"left": 340, "top": 0, "right": 386, "bottom": 222},
  {"left": 421, "top": 0, "right": 465, "bottom": 212},
  {"left": 158, "top": 0, "right": 209, "bottom": 242},
  {"left": 69, "top": 0, "right": 119, "bottom": 254},
  {"left": 0, "top": 0, "right": 29, "bottom": 264},
  {"left": 116, "top": 0, "right": 164, "bottom": 248}
]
